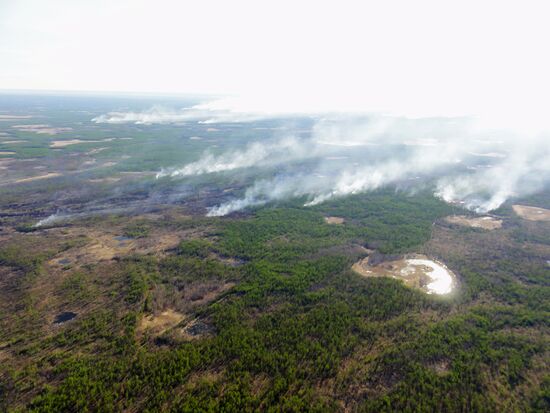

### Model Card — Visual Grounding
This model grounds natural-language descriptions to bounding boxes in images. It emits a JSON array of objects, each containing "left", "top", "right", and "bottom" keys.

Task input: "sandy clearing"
[
  {"left": 12, "top": 124, "right": 72, "bottom": 135},
  {"left": 0, "top": 115, "right": 33, "bottom": 120},
  {"left": 49, "top": 139, "right": 104, "bottom": 148},
  {"left": 324, "top": 216, "right": 345, "bottom": 225},
  {"left": 15, "top": 172, "right": 61, "bottom": 183},
  {"left": 445, "top": 215, "right": 502, "bottom": 230},
  {"left": 0, "top": 151, "right": 16, "bottom": 155},
  {"left": 1, "top": 140, "right": 27, "bottom": 144},
  {"left": 513, "top": 205, "right": 550, "bottom": 222},
  {"left": 86, "top": 147, "right": 107, "bottom": 155},
  {"left": 49, "top": 230, "right": 186, "bottom": 267},
  {"left": 139, "top": 309, "right": 186, "bottom": 335},
  {"left": 88, "top": 177, "right": 121, "bottom": 184},
  {"left": 352, "top": 254, "right": 456, "bottom": 295}
]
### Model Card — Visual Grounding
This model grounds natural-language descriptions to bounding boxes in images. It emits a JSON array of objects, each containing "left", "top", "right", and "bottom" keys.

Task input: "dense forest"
[{"left": 0, "top": 190, "right": 548, "bottom": 412}]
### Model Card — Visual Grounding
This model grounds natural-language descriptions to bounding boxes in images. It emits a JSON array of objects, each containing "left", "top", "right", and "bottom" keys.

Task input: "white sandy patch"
[
  {"left": 0, "top": 151, "right": 16, "bottom": 155},
  {"left": 402, "top": 259, "right": 454, "bottom": 295},
  {"left": 1, "top": 140, "right": 27, "bottom": 144},
  {"left": 353, "top": 254, "right": 456, "bottom": 295}
]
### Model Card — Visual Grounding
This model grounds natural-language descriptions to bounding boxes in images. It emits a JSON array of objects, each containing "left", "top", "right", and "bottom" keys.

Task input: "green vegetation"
[{"left": 1, "top": 189, "right": 548, "bottom": 412}]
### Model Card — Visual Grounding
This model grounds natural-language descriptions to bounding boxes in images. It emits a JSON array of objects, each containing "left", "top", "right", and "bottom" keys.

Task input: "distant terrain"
[{"left": 0, "top": 93, "right": 548, "bottom": 412}]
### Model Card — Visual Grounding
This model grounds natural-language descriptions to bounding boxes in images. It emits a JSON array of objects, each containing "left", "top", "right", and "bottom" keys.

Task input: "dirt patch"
[
  {"left": 138, "top": 309, "right": 186, "bottom": 335},
  {"left": 49, "top": 229, "right": 187, "bottom": 267},
  {"left": 12, "top": 124, "right": 72, "bottom": 135},
  {"left": 0, "top": 151, "right": 16, "bottom": 155},
  {"left": 86, "top": 147, "right": 107, "bottom": 155},
  {"left": 428, "top": 359, "right": 451, "bottom": 376},
  {"left": 15, "top": 172, "right": 61, "bottom": 183},
  {"left": 88, "top": 177, "right": 121, "bottom": 184},
  {"left": 324, "top": 216, "right": 345, "bottom": 225},
  {"left": 50, "top": 139, "right": 100, "bottom": 148},
  {"left": 352, "top": 254, "right": 457, "bottom": 295},
  {"left": 0, "top": 115, "right": 33, "bottom": 120},
  {"left": 513, "top": 205, "right": 550, "bottom": 222},
  {"left": 1, "top": 140, "right": 27, "bottom": 144},
  {"left": 445, "top": 215, "right": 502, "bottom": 230}
]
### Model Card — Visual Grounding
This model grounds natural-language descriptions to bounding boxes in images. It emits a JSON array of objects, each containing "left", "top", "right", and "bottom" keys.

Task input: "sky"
[{"left": 1, "top": 0, "right": 550, "bottom": 119}]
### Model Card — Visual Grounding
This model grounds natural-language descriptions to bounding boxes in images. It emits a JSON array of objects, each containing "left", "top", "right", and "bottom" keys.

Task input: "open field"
[
  {"left": 513, "top": 204, "right": 550, "bottom": 222},
  {"left": 444, "top": 214, "right": 503, "bottom": 230}
]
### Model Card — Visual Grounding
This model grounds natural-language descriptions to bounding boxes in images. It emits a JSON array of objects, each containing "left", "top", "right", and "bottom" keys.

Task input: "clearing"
[
  {"left": 512, "top": 205, "right": 550, "bottom": 222},
  {"left": 324, "top": 216, "right": 345, "bottom": 225},
  {"left": 444, "top": 215, "right": 502, "bottom": 230},
  {"left": 352, "top": 254, "right": 456, "bottom": 295},
  {"left": 138, "top": 309, "right": 186, "bottom": 335},
  {"left": 15, "top": 172, "right": 61, "bottom": 183}
]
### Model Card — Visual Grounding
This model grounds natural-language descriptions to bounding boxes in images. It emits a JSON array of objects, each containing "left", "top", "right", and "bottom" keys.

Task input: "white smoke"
[
  {"left": 159, "top": 113, "right": 550, "bottom": 216},
  {"left": 156, "top": 136, "right": 311, "bottom": 178},
  {"left": 34, "top": 212, "right": 68, "bottom": 227},
  {"left": 435, "top": 144, "right": 550, "bottom": 213},
  {"left": 91, "top": 98, "right": 308, "bottom": 125}
]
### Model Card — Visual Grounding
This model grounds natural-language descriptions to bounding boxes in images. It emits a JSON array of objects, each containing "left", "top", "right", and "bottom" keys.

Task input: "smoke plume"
[{"left": 157, "top": 114, "right": 550, "bottom": 215}]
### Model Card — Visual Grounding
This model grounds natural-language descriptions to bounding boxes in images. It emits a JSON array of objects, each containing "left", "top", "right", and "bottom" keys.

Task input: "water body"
[{"left": 54, "top": 311, "right": 77, "bottom": 324}]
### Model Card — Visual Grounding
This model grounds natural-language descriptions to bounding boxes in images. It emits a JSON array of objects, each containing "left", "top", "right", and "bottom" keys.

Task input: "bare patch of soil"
[
  {"left": 324, "top": 216, "right": 345, "bottom": 225},
  {"left": 428, "top": 359, "right": 451, "bottom": 376},
  {"left": 445, "top": 215, "right": 502, "bottom": 230},
  {"left": 138, "top": 309, "right": 186, "bottom": 335},
  {"left": 15, "top": 172, "right": 61, "bottom": 183},
  {"left": 352, "top": 254, "right": 457, "bottom": 295},
  {"left": 513, "top": 205, "right": 550, "bottom": 222},
  {"left": 0, "top": 115, "right": 33, "bottom": 120},
  {"left": 50, "top": 139, "right": 100, "bottom": 148},
  {"left": 48, "top": 228, "right": 190, "bottom": 267},
  {"left": 87, "top": 177, "right": 121, "bottom": 184},
  {"left": 12, "top": 124, "right": 72, "bottom": 135}
]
